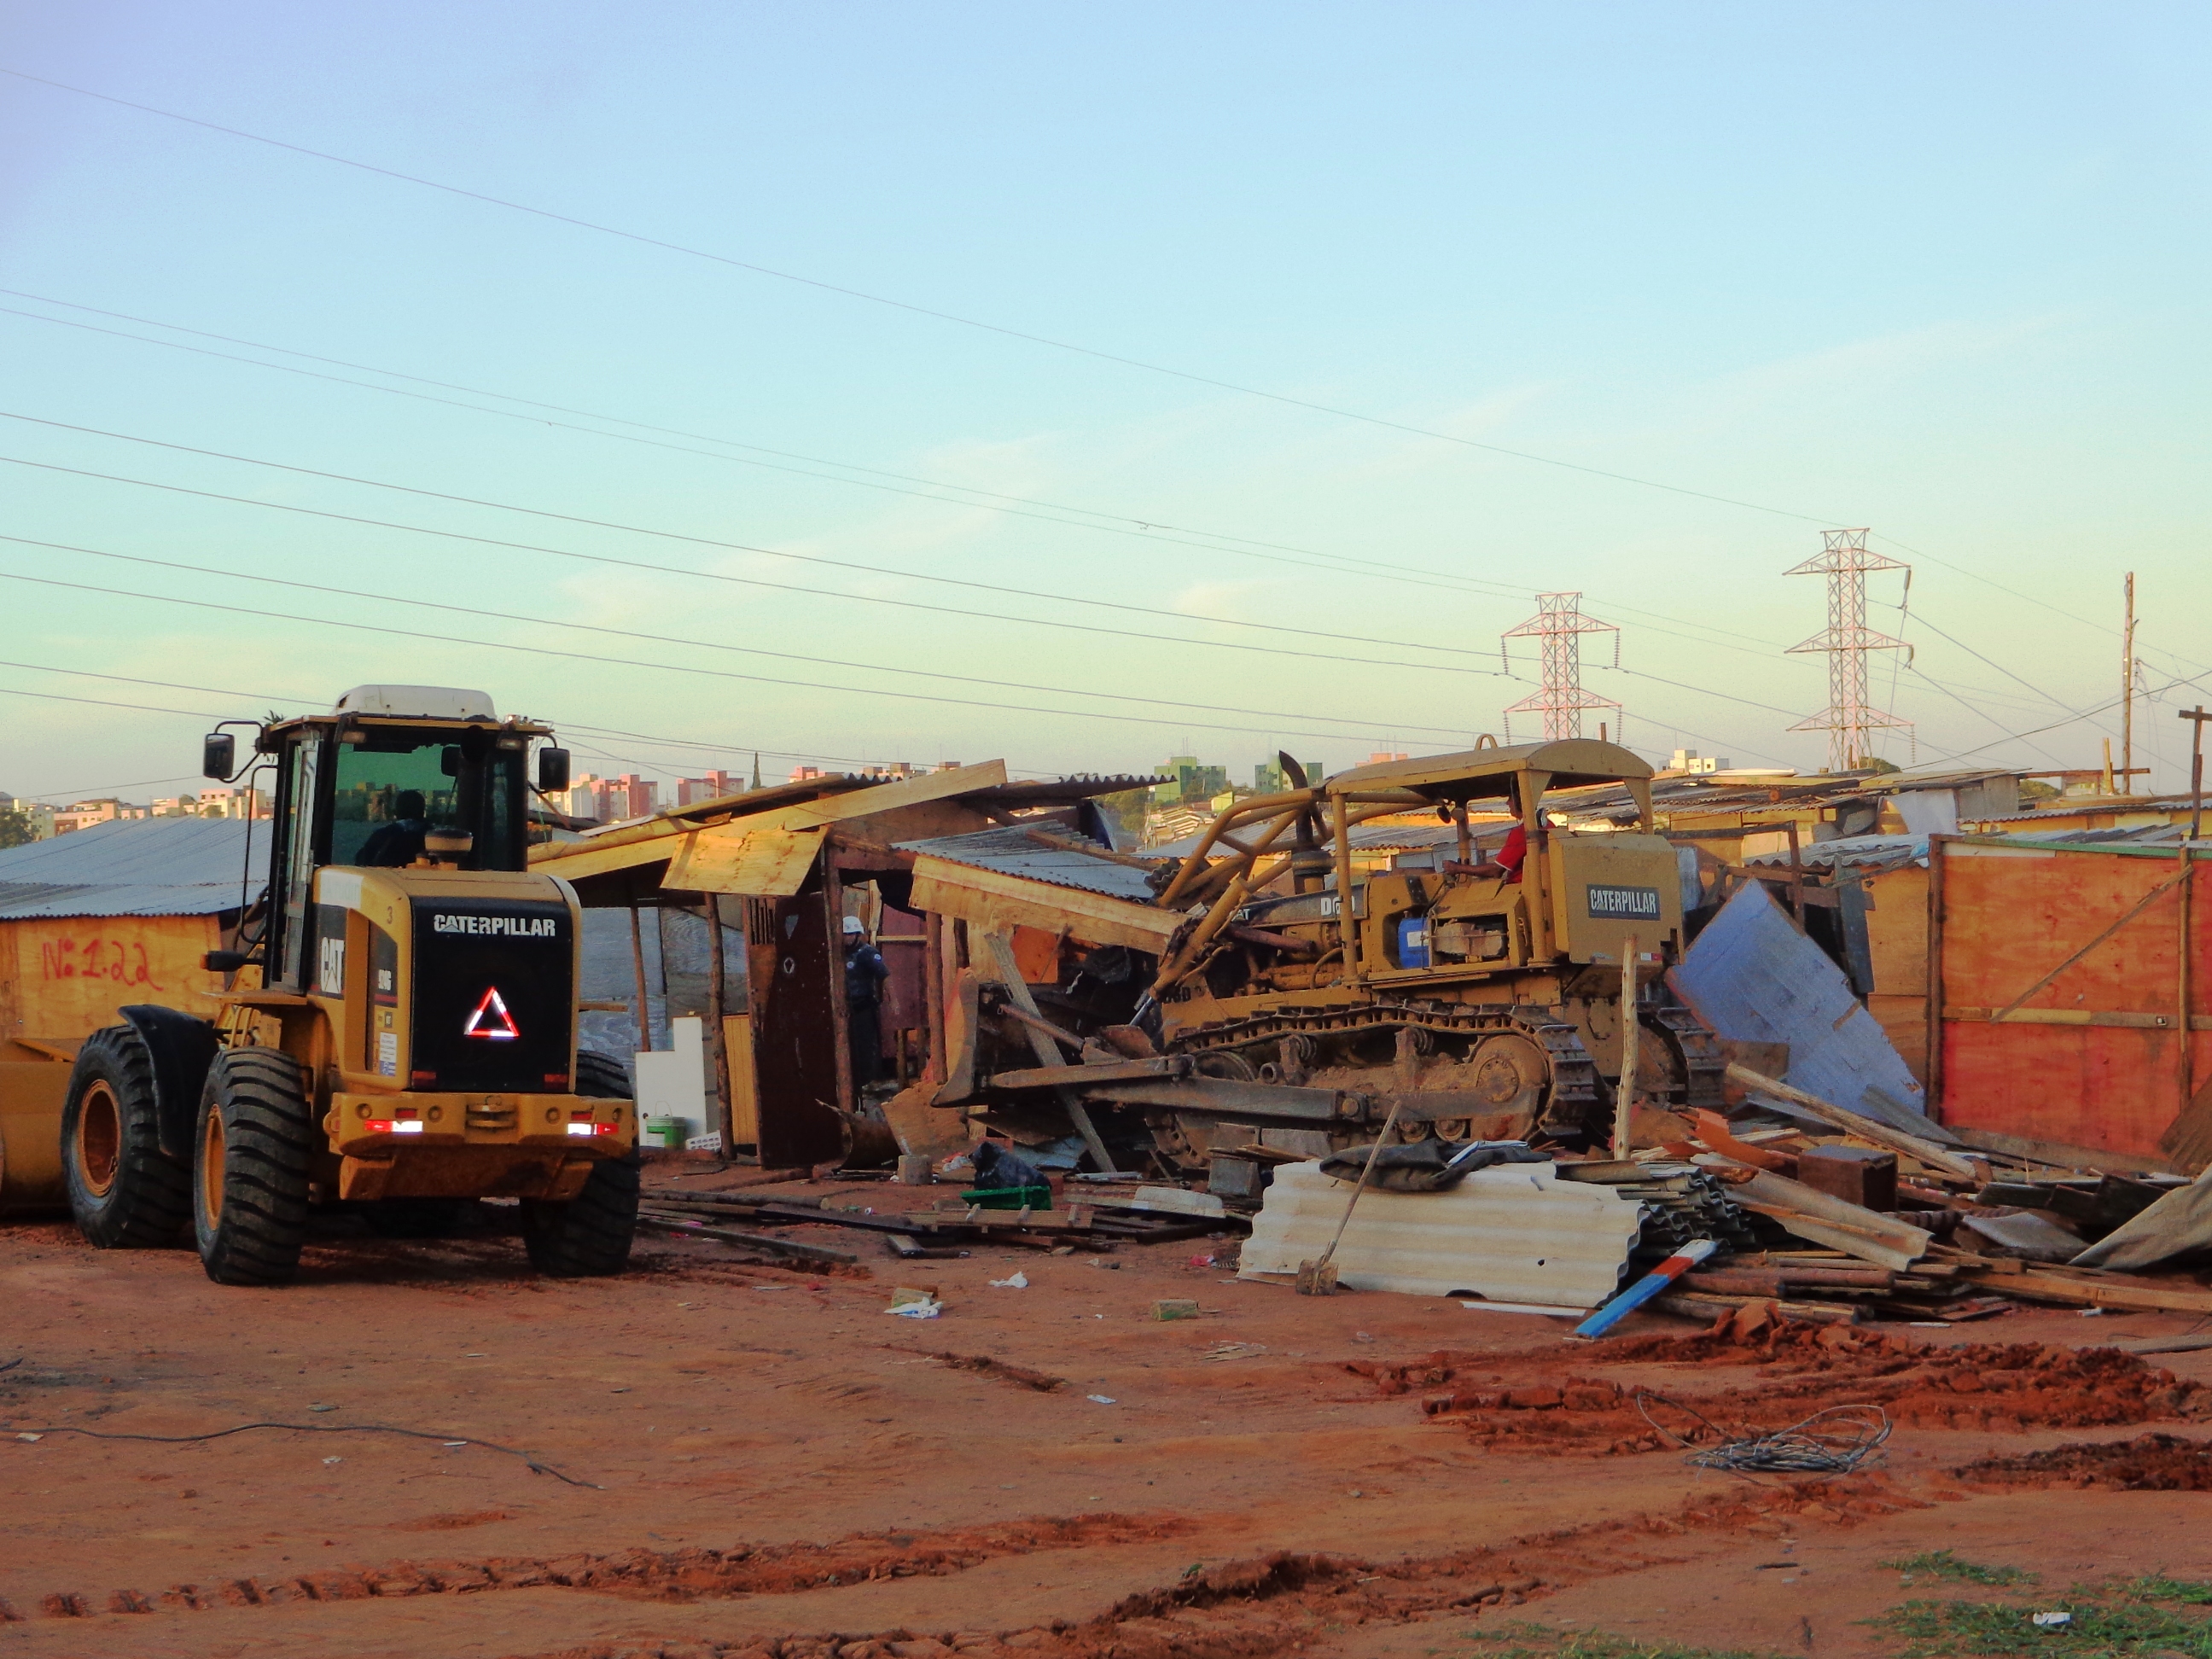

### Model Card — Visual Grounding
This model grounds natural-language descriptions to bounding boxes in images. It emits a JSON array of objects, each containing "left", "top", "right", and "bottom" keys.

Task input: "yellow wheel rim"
[
  {"left": 201, "top": 1101, "right": 226, "bottom": 1225},
  {"left": 77, "top": 1080, "right": 120, "bottom": 1198}
]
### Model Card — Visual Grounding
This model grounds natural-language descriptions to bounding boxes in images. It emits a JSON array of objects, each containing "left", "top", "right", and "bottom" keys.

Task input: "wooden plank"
[
  {"left": 665, "top": 828, "right": 824, "bottom": 896},
  {"left": 1726, "top": 1064, "right": 1978, "bottom": 1181},
  {"left": 1943, "top": 1005, "right": 2207, "bottom": 1030},
  {"left": 1956, "top": 1266, "right": 2212, "bottom": 1315},
  {"left": 636, "top": 1214, "right": 858, "bottom": 1265},
  {"left": 722, "top": 1012, "right": 758, "bottom": 1146},
  {"left": 908, "top": 857, "right": 1181, "bottom": 952},
  {"left": 978, "top": 928, "right": 1115, "bottom": 1173}
]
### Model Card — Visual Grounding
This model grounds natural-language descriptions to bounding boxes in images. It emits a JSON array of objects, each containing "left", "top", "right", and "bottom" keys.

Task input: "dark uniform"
[{"left": 843, "top": 934, "right": 889, "bottom": 1089}]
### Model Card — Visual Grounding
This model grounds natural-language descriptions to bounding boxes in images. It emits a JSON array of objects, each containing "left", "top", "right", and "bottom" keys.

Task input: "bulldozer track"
[{"left": 1165, "top": 1000, "right": 1604, "bottom": 1139}]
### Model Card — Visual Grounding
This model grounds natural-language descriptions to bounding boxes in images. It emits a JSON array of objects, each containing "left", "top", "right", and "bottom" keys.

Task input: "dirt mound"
[
  {"left": 1347, "top": 1325, "right": 2212, "bottom": 1451},
  {"left": 1953, "top": 1432, "right": 2212, "bottom": 1491}
]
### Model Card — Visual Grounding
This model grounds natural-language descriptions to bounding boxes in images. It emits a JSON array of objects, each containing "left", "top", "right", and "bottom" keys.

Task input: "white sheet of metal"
[{"left": 1238, "top": 1161, "right": 1643, "bottom": 1305}]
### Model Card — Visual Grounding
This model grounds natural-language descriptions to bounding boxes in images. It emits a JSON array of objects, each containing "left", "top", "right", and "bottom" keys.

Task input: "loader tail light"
[
  {"left": 363, "top": 1119, "right": 423, "bottom": 1135},
  {"left": 566, "top": 1121, "right": 616, "bottom": 1137}
]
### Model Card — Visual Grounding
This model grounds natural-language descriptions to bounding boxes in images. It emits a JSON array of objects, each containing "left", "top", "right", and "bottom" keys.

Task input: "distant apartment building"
[
  {"left": 1253, "top": 757, "right": 1325, "bottom": 794},
  {"left": 50, "top": 798, "right": 160, "bottom": 835},
  {"left": 674, "top": 771, "right": 741, "bottom": 806},
  {"left": 0, "top": 793, "right": 55, "bottom": 841},
  {"left": 562, "top": 773, "right": 659, "bottom": 823}
]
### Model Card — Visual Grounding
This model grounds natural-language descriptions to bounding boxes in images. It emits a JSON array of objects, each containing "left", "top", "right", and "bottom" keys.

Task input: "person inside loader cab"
[
  {"left": 1449, "top": 784, "right": 1529, "bottom": 882},
  {"left": 358, "top": 790, "right": 432, "bottom": 867},
  {"left": 842, "top": 915, "right": 889, "bottom": 1090}
]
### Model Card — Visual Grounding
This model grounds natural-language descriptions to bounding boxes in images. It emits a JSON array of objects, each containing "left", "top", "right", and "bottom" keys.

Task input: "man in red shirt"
[{"left": 1446, "top": 818, "right": 1528, "bottom": 882}]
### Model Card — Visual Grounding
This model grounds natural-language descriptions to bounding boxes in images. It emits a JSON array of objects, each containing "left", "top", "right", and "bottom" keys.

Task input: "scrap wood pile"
[
  {"left": 1609, "top": 1062, "right": 2212, "bottom": 1330},
  {"left": 637, "top": 1177, "right": 1243, "bottom": 1265}
]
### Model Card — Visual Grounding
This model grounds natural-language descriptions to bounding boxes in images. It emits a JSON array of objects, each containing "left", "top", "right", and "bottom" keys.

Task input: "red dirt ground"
[{"left": 6, "top": 1163, "right": 2212, "bottom": 1658}]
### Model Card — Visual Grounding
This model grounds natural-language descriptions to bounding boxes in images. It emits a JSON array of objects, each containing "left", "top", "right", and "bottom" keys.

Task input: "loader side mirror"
[
  {"left": 440, "top": 745, "right": 461, "bottom": 777},
  {"left": 202, "top": 732, "right": 236, "bottom": 780},
  {"left": 537, "top": 747, "right": 571, "bottom": 795}
]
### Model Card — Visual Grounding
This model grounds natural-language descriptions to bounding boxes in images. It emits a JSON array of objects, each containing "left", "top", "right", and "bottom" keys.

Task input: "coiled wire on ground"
[{"left": 1634, "top": 1390, "right": 1890, "bottom": 1476}]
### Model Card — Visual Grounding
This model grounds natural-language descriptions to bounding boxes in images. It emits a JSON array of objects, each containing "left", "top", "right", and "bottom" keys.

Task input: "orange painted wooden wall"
[
  {"left": 0, "top": 914, "right": 229, "bottom": 1042},
  {"left": 1936, "top": 841, "right": 2202, "bottom": 1161}
]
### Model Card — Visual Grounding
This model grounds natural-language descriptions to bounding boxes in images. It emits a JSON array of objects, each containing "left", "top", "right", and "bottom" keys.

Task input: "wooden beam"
[{"left": 977, "top": 928, "right": 1115, "bottom": 1173}]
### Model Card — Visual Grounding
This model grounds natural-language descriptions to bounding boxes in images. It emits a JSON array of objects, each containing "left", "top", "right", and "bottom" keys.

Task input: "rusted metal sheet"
[
  {"left": 907, "top": 854, "right": 1179, "bottom": 952},
  {"left": 1936, "top": 838, "right": 2198, "bottom": 1166}
]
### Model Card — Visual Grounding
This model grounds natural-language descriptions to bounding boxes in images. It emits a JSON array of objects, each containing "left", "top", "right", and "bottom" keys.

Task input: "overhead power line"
[
  {"left": 2, "top": 66, "right": 2162, "bottom": 672},
  {"left": 0, "top": 562, "right": 1471, "bottom": 748},
  {"left": 0, "top": 66, "right": 1854, "bottom": 531},
  {"left": 0, "top": 532, "right": 1476, "bottom": 740},
  {"left": 0, "top": 288, "right": 1797, "bottom": 663},
  {"left": 0, "top": 410, "right": 1511, "bottom": 667}
]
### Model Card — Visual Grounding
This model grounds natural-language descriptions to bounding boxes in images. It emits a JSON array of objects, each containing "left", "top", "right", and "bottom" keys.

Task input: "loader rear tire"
[
  {"left": 193, "top": 1047, "right": 315, "bottom": 1287},
  {"left": 520, "top": 1049, "right": 638, "bottom": 1278},
  {"left": 62, "top": 1024, "right": 190, "bottom": 1249}
]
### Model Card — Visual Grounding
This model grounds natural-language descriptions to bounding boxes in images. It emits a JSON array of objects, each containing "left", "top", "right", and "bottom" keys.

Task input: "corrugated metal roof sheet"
[
  {"left": 1239, "top": 1161, "right": 1641, "bottom": 1304},
  {"left": 1673, "top": 879, "right": 1928, "bottom": 1122},
  {"left": 0, "top": 818, "right": 268, "bottom": 918},
  {"left": 896, "top": 826, "right": 1161, "bottom": 905},
  {"left": 1745, "top": 833, "right": 1930, "bottom": 874}
]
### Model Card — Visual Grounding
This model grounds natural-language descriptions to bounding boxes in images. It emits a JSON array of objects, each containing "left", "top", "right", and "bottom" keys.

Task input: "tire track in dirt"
[
  {"left": 1348, "top": 1323, "right": 2212, "bottom": 1452},
  {"left": 506, "top": 1473, "right": 1938, "bottom": 1658},
  {"left": 0, "top": 1512, "right": 1188, "bottom": 1627}
]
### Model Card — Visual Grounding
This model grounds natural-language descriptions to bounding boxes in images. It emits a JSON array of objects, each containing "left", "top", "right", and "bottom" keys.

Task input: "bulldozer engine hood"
[{"left": 313, "top": 867, "right": 580, "bottom": 1096}]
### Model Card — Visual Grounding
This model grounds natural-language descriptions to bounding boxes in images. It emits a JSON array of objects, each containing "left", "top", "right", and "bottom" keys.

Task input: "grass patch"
[
  {"left": 1463, "top": 1626, "right": 1781, "bottom": 1659},
  {"left": 1871, "top": 1575, "right": 2212, "bottom": 1657},
  {"left": 1880, "top": 1549, "right": 2036, "bottom": 1586}
]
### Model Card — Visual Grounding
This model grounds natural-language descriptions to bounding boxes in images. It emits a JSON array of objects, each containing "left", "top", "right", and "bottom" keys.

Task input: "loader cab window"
[{"left": 329, "top": 729, "right": 527, "bottom": 872}]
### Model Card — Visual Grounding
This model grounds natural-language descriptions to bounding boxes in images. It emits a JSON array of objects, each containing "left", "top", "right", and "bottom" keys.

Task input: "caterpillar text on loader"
[
  {"left": 59, "top": 685, "right": 640, "bottom": 1285},
  {"left": 980, "top": 742, "right": 1723, "bottom": 1171}
]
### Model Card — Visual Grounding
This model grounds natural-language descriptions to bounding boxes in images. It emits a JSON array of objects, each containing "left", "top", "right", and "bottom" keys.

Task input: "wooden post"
[
  {"left": 1614, "top": 934, "right": 1639, "bottom": 1159},
  {"left": 705, "top": 895, "right": 733, "bottom": 1150},
  {"left": 1924, "top": 835, "right": 1947, "bottom": 1119},
  {"left": 2181, "top": 705, "right": 2209, "bottom": 843},
  {"left": 2122, "top": 572, "right": 2136, "bottom": 795},
  {"left": 1785, "top": 819, "right": 1806, "bottom": 923},
  {"left": 626, "top": 901, "right": 653, "bottom": 1055},
  {"left": 2180, "top": 845, "right": 2196, "bottom": 1121},
  {"left": 923, "top": 911, "right": 947, "bottom": 1086},
  {"left": 824, "top": 861, "right": 853, "bottom": 1115}
]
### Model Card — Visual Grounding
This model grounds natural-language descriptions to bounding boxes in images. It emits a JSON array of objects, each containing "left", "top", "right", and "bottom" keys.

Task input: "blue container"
[{"left": 1396, "top": 917, "right": 1430, "bottom": 969}]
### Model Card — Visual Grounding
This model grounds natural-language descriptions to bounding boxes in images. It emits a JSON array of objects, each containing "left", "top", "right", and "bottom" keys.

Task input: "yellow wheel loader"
[{"left": 59, "top": 686, "right": 639, "bottom": 1285}]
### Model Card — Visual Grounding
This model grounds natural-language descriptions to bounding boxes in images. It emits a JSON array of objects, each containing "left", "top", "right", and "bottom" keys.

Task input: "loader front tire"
[
  {"left": 193, "top": 1047, "right": 315, "bottom": 1286},
  {"left": 521, "top": 1049, "right": 638, "bottom": 1277},
  {"left": 62, "top": 1024, "right": 190, "bottom": 1249}
]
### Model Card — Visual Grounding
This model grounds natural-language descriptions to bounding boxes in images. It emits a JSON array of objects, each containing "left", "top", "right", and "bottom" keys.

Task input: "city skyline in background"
[{"left": 1, "top": 3, "right": 2206, "bottom": 804}]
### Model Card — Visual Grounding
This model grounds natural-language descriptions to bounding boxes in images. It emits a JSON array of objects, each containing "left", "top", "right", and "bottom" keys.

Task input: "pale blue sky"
[{"left": 1, "top": 3, "right": 2206, "bottom": 800}]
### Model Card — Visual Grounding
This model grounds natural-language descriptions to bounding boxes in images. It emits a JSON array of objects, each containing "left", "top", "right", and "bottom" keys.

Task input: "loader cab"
[{"left": 232, "top": 686, "right": 556, "bottom": 993}]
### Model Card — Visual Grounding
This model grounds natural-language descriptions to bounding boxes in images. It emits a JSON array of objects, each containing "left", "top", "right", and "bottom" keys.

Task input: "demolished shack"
[{"left": 527, "top": 764, "right": 1162, "bottom": 1168}]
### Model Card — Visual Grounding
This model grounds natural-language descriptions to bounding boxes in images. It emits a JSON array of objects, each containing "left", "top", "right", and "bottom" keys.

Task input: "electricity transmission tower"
[
  {"left": 1501, "top": 592, "right": 1621, "bottom": 744},
  {"left": 1785, "top": 529, "right": 1912, "bottom": 772}
]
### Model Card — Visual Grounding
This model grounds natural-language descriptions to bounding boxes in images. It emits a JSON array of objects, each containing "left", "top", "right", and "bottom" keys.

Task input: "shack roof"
[
  {"left": 0, "top": 818, "right": 268, "bottom": 919},
  {"left": 895, "top": 825, "right": 1161, "bottom": 905},
  {"left": 1325, "top": 739, "right": 1651, "bottom": 800}
]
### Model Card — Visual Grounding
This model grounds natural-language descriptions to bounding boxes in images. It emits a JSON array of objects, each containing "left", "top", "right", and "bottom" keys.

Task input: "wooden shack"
[
  {"left": 1930, "top": 835, "right": 2205, "bottom": 1170},
  {"left": 0, "top": 818, "right": 263, "bottom": 1212}
]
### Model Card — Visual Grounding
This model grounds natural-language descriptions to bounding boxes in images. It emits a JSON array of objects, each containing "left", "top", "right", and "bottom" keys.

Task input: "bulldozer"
[
  {"left": 961, "top": 740, "right": 1722, "bottom": 1172},
  {"left": 58, "top": 685, "right": 640, "bottom": 1285}
]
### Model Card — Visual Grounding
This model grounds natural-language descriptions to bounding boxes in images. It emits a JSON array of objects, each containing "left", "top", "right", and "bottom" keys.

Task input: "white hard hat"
[{"left": 841, "top": 916, "right": 866, "bottom": 935}]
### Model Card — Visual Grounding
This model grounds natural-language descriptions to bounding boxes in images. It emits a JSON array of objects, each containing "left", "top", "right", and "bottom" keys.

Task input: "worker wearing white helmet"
[{"left": 841, "top": 915, "right": 888, "bottom": 1090}]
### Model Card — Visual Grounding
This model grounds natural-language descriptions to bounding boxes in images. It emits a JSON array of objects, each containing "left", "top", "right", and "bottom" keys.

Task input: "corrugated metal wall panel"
[{"left": 1238, "top": 1161, "right": 1642, "bottom": 1306}]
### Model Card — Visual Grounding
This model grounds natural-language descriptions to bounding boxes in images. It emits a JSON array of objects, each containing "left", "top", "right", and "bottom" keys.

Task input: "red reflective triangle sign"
[{"left": 462, "top": 986, "right": 521, "bottom": 1040}]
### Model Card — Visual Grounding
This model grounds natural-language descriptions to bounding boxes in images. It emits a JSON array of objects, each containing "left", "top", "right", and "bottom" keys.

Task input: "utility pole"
[
  {"left": 1784, "top": 530, "right": 1913, "bottom": 772},
  {"left": 2181, "top": 706, "right": 2210, "bottom": 842},
  {"left": 2122, "top": 573, "right": 2138, "bottom": 795},
  {"left": 1500, "top": 592, "right": 1621, "bottom": 743}
]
